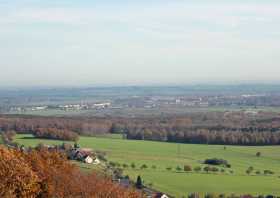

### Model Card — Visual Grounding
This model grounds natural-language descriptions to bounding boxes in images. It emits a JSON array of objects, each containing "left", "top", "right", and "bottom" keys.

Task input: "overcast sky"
[{"left": 0, "top": 0, "right": 280, "bottom": 87}]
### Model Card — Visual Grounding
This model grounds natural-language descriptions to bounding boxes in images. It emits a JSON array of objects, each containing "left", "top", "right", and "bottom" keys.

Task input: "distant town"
[
  {"left": 9, "top": 102, "right": 111, "bottom": 112},
  {"left": 6, "top": 92, "right": 280, "bottom": 114}
]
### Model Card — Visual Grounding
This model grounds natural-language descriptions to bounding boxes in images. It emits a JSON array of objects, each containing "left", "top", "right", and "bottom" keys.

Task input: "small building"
[
  {"left": 154, "top": 193, "right": 169, "bottom": 198},
  {"left": 84, "top": 156, "right": 94, "bottom": 164},
  {"left": 68, "top": 148, "right": 96, "bottom": 164},
  {"left": 118, "top": 178, "right": 130, "bottom": 188}
]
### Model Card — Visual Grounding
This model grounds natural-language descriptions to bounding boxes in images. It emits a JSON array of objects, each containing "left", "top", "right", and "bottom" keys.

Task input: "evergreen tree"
[{"left": 136, "top": 175, "right": 143, "bottom": 189}]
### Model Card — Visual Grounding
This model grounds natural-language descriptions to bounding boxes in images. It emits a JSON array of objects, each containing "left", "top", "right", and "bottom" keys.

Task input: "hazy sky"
[{"left": 1, "top": 0, "right": 280, "bottom": 86}]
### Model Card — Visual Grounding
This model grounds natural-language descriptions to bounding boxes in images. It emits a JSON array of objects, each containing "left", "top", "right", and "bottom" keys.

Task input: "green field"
[{"left": 14, "top": 134, "right": 280, "bottom": 197}]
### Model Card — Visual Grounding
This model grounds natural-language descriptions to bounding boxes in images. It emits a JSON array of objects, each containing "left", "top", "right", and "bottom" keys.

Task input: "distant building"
[
  {"left": 92, "top": 102, "right": 111, "bottom": 109},
  {"left": 175, "top": 99, "right": 181, "bottom": 104},
  {"left": 198, "top": 102, "right": 209, "bottom": 107},
  {"left": 244, "top": 110, "right": 258, "bottom": 115},
  {"left": 36, "top": 106, "right": 47, "bottom": 110},
  {"left": 9, "top": 107, "right": 23, "bottom": 112}
]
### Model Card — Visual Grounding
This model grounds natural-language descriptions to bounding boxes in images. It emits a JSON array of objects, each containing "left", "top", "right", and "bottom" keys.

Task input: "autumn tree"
[
  {"left": 0, "top": 146, "right": 142, "bottom": 198},
  {"left": 0, "top": 146, "right": 41, "bottom": 198}
]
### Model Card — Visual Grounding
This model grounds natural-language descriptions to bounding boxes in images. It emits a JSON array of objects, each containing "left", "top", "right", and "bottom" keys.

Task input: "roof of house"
[{"left": 154, "top": 193, "right": 169, "bottom": 198}]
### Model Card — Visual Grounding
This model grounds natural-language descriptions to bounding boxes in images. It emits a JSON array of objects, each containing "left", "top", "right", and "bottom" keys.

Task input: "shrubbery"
[
  {"left": 264, "top": 170, "right": 274, "bottom": 175},
  {"left": 194, "top": 166, "right": 202, "bottom": 172},
  {"left": 176, "top": 166, "right": 182, "bottom": 171},
  {"left": 204, "top": 158, "right": 230, "bottom": 167},
  {"left": 203, "top": 166, "right": 220, "bottom": 173},
  {"left": 140, "top": 164, "right": 148, "bottom": 169},
  {"left": 184, "top": 165, "right": 192, "bottom": 172}
]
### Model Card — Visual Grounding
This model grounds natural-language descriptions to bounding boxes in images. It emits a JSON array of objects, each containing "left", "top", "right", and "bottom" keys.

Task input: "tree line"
[
  {"left": 1, "top": 112, "right": 280, "bottom": 145},
  {"left": 33, "top": 128, "right": 79, "bottom": 141}
]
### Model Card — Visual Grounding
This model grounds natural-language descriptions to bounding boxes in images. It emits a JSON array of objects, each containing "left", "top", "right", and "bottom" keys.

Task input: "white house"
[
  {"left": 84, "top": 156, "right": 93, "bottom": 164},
  {"left": 155, "top": 193, "right": 169, "bottom": 198}
]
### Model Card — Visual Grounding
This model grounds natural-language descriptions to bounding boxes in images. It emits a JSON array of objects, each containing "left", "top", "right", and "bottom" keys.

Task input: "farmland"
[{"left": 15, "top": 134, "right": 280, "bottom": 197}]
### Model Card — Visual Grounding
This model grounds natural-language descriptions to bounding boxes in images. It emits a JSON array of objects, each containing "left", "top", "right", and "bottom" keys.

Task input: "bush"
[
  {"left": 184, "top": 165, "right": 192, "bottom": 172},
  {"left": 219, "top": 194, "right": 226, "bottom": 198},
  {"left": 194, "top": 166, "right": 202, "bottom": 172},
  {"left": 204, "top": 166, "right": 210, "bottom": 173},
  {"left": 166, "top": 167, "right": 172, "bottom": 171},
  {"left": 96, "top": 151, "right": 107, "bottom": 161},
  {"left": 264, "top": 170, "right": 274, "bottom": 175},
  {"left": 256, "top": 152, "right": 261, "bottom": 157},
  {"left": 131, "top": 162, "right": 136, "bottom": 169},
  {"left": 246, "top": 169, "right": 251, "bottom": 175},
  {"left": 246, "top": 166, "right": 254, "bottom": 175},
  {"left": 140, "top": 164, "right": 148, "bottom": 169},
  {"left": 226, "top": 164, "right": 231, "bottom": 168},
  {"left": 204, "top": 158, "right": 229, "bottom": 167},
  {"left": 248, "top": 166, "right": 254, "bottom": 171},
  {"left": 109, "top": 161, "right": 116, "bottom": 167},
  {"left": 122, "top": 163, "right": 128, "bottom": 168},
  {"left": 210, "top": 167, "right": 219, "bottom": 172},
  {"left": 113, "top": 168, "right": 123, "bottom": 178},
  {"left": 203, "top": 166, "right": 220, "bottom": 173},
  {"left": 176, "top": 166, "right": 182, "bottom": 172}
]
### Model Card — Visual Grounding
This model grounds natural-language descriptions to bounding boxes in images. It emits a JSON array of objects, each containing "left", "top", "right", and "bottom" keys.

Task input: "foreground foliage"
[{"left": 0, "top": 146, "right": 141, "bottom": 198}]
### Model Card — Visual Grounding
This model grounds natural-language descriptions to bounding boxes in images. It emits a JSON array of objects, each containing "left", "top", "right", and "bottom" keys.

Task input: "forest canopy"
[{"left": 1, "top": 112, "right": 280, "bottom": 145}]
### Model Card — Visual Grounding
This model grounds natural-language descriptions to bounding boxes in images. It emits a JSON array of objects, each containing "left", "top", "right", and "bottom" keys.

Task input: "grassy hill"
[{"left": 15, "top": 134, "right": 280, "bottom": 197}]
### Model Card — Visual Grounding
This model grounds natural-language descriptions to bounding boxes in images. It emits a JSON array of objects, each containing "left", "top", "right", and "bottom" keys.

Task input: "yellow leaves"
[
  {"left": 0, "top": 146, "right": 41, "bottom": 198},
  {"left": 0, "top": 146, "right": 142, "bottom": 198}
]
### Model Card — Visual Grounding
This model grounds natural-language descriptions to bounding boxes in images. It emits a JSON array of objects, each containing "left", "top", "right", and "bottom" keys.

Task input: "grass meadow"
[{"left": 14, "top": 134, "right": 280, "bottom": 197}]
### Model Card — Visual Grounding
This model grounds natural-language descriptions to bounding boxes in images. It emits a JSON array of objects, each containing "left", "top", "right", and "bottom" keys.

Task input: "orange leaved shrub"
[{"left": 0, "top": 146, "right": 142, "bottom": 198}]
